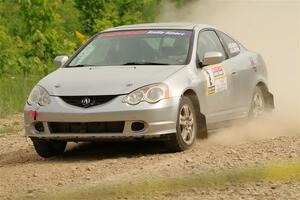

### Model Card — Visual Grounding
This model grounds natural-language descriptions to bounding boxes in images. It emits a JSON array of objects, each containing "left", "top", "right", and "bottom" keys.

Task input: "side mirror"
[
  {"left": 202, "top": 52, "right": 224, "bottom": 66},
  {"left": 54, "top": 55, "right": 69, "bottom": 68}
]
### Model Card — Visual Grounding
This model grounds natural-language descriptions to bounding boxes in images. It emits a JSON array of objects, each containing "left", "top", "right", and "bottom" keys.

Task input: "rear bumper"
[{"left": 24, "top": 96, "right": 180, "bottom": 140}]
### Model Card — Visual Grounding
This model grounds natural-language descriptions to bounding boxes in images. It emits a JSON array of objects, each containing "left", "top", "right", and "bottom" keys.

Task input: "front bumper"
[{"left": 24, "top": 95, "right": 180, "bottom": 141}]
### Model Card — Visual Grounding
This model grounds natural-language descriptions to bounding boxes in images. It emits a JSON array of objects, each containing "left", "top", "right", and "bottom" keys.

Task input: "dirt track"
[{"left": 0, "top": 114, "right": 299, "bottom": 200}]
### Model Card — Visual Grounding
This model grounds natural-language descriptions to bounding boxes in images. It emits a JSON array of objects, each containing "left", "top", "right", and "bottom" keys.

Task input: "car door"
[
  {"left": 217, "top": 31, "right": 253, "bottom": 115},
  {"left": 196, "top": 30, "right": 238, "bottom": 123}
]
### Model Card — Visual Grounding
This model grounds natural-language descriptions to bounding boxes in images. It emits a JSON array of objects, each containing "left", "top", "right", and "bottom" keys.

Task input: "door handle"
[{"left": 231, "top": 71, "right": 238, "bottom": 76}]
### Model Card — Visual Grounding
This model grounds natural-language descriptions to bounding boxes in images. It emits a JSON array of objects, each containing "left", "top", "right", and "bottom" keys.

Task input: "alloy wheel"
[
  {"left": 252, "top": 93, "right": 264, "bottom": 118},
  {"left": 179, "top": 104, "right": 195, "bottom": 145}
]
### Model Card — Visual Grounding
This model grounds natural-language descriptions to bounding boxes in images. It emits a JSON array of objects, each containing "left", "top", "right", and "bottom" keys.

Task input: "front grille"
[
  {"left": 48, "top": 122, "right": 125, "bottom": 134},
  {"left": 60, "top": 95, "right": 118, "bottom": 108}
]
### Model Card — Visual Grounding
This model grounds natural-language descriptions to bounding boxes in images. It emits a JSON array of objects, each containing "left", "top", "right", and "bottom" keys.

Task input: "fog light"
[
  {"left": 34, "top": 122, "right": 44, "bottom": 132},
  {"left": 131, "top": 122, "right": 145, "bottom": 132}
]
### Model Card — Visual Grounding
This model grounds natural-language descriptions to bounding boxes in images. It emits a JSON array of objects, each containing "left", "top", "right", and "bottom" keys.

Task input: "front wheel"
[
  {"left": 166, "top": 96, "right": 197, "bottom": 151},
  {"left": 31, "top": 138, "right": 67, "bottom": 158},
  {"left": 249, "top": 86, "right": 265, "bottom": 119}
]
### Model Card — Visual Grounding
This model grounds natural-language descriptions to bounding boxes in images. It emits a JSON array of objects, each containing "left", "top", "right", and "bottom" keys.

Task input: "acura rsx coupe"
[{"left": 24, "top": 23, "right": 274, "bottom": 158}]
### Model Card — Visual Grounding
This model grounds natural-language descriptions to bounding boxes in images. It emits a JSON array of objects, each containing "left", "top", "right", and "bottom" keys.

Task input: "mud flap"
[
  {"left": 264, "top": 91, "right": 275, "bottom": 110},
  {"left": 197, "top": 113, "right": 208, "bottom": 139}
]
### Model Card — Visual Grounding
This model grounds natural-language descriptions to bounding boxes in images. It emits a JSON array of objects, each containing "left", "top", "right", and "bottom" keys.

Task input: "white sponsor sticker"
[
  {"left": 227, "top": 42, "right": 240, "bottom": 54},
  {"left": 204, "top": 66, "right": 227, "bottom": 96},
  {"left": 73, "top": 44, "right": 95, "bottom": 64},
  {"left": 146, "top": 30, "right": 165, "bottom": 35}
]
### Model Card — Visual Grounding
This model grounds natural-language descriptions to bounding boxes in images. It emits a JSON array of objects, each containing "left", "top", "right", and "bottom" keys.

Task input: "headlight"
[
  {"left": 123, "top": 83, "right": 169, "bottom": 105},
  {"left": 27, "top": 86, "right": 51, "bottom": 106}
]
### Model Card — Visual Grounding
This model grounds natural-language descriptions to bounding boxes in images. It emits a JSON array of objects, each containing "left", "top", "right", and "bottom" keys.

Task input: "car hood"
[{"left": 39, "top": 65, "right": 184, "bottom": 96}]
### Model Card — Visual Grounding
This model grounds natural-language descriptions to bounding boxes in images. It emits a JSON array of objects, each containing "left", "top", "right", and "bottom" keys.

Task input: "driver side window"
[{"left": 197, "top": 30, "right": 226, "bottom": 61}]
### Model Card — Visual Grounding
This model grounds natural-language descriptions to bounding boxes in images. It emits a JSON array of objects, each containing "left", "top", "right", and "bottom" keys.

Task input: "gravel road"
[{"left": 0, "top": 114, "right": 299, "bottom": 200}]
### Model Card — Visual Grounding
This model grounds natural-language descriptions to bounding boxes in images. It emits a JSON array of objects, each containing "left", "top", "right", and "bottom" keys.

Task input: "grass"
[
  {"left": 0, "top": 124, "right": 22, "bottom": 136},
  {"left": 0, "top": 125, "right": 17, "bottom": 134},
  {"left": 33, "top": 161, "right": 300, "bottom": 200},
  {"left": 0, "top": 75, "right": 41, "bottom": 118}
]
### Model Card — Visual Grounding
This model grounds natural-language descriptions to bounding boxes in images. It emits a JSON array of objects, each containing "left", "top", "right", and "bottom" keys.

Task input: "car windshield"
[{"left": 67, "top": 30, "right": 193, "bottom": 67}]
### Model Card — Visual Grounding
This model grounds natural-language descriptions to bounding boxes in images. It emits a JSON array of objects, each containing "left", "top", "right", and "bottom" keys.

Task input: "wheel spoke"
[
  {"left": 258, "top": 98, "right": 263, "bottom": 107},
  {"left": 179, "top": 115, "right": 186, "bottom": 125},
  {"left": 183, "top": 105, "right": 190, "bottom": 117},
  {"left": 181, "top": 129, "right": 188, "bottom": 140},
  {"left": 186, "top": 129, "right": 192, "bottom": 140},
  {"left": 188, "top": 117, "right": 193, "bottom": 125},
  {"left": 252, "top": 93, "right": 264, "bottom": 118}
]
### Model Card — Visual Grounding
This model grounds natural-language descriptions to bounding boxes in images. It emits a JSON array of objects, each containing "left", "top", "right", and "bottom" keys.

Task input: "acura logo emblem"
[{"left": 81, "top": 97, "right": 91, "bottom": 107}]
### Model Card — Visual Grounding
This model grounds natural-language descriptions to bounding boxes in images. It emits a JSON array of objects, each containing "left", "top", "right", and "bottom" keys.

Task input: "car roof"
[{"left": 103, "top": 23, "right": 213, "bottom": 32}]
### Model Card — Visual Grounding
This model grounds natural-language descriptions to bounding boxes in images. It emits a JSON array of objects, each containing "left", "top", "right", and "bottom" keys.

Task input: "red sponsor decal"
[
  {"left": 97, "top": 31, "right": 147, "bottom": 38},
  {"left": 211, "top": 66, "right": 224, "bottom": 77},
  {"left": 250, "top": 57, "right": 257, "bottom": 72}
]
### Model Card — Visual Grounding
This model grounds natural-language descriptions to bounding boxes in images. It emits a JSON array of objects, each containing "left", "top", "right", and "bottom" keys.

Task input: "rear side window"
[
  {"left": 197, "top": 30, "right": 226, "bottom": 61},
  {"left": 217, "top": 31, "right": 240, "bottom": 57}
]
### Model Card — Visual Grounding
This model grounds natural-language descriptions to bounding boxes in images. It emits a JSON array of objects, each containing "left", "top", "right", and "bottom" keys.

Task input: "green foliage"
[
  {"left": 0, "top": 0, "right": 187, "bottom": 76},
  {"left": 17, "top": 0, "right": 77, "bottom": 75},
  {"left": 0, "top": 0, "right": 80, "bottom": 117},
  {"left": 18, "top": 0, "right": 59, "bottom": 36},
  {"left": 74, "top": 0, "right": 186, "bottom": 35},
  {"left": 74, "top": 0, "right": 160, "bottom": 35},
  {"left": 0, "top": 22, "right": 17, "bottom": 75},
  {"left": 0, "top": 0, "right": 80, "bottom": 77},
  {"left": 0, "top": 0, "right": 188, "bottom": 117}
]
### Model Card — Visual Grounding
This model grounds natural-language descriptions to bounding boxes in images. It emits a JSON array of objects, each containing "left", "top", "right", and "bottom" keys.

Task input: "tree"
[
  {"left": 17, "top": 0, "right": 76, "bottom": 75},
  {"left": 74, "top": 0, "right": 160, "bottom": 35},
  {"left": 0, "top": 22, "right": 17, "bottom": 75}
]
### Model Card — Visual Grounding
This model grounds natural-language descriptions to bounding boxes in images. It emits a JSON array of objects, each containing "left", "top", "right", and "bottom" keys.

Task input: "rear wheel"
[
  {"left": 31, "top": 138, "right": 67, "bottom": 158},
  {"left": 166, "top": 96, "right": 197, "bottom": 151},
  {"left": 249, "top": 86, "right": 265, "bottom": 119}
]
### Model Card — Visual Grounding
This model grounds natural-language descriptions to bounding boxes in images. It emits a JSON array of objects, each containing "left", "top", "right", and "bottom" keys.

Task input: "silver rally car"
[{"left": 24, "top": 23, "right": 274, "bottom": 157}]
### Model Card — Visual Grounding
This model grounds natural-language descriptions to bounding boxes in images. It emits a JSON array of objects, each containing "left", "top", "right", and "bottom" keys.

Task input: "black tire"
[
  {"left": 249, "top": 86, "right": 265, "bottom": 119},
  {"left": 31, "top": 138, "right": 67, "bottom": 158},
  {"left": 166, "top": 96, "right": 198, "bottom": 152}
]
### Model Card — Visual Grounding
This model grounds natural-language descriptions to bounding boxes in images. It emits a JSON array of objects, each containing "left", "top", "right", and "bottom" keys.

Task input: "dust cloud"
[{"left": 158, "top": 0, "right": 300, "bottom": 142}]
